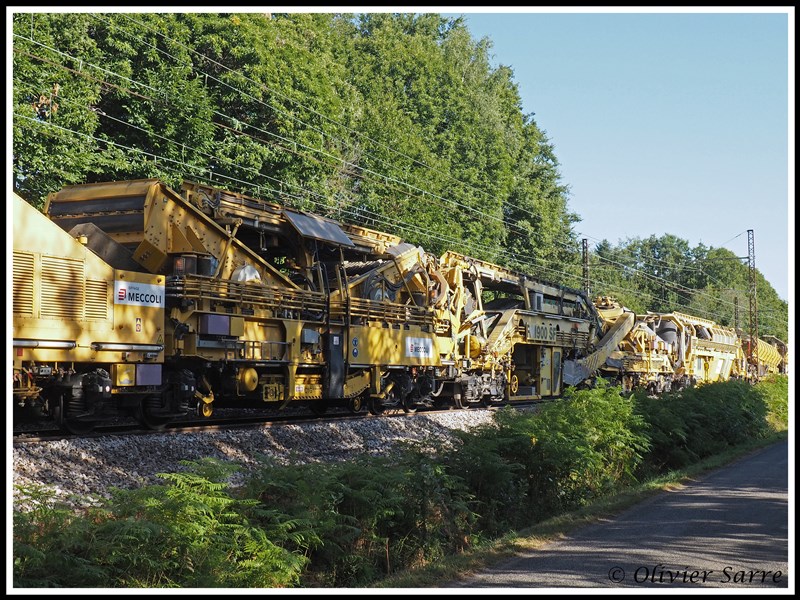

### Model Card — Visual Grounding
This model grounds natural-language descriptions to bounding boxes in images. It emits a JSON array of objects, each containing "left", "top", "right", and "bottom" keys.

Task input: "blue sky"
[{"left": 443, "top": 8, "right": 792, "bottom": 303}]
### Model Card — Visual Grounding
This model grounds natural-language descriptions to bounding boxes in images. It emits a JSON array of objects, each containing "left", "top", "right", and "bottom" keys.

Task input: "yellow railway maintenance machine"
[{"left": 13, "top": 191, "right": 195, "bottom": 433}]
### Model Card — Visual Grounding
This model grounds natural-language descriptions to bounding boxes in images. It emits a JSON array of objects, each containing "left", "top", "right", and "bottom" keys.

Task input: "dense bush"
[
  {"left": 634, "top": 379, "right": 778, "bottom": 475},
  {"left": 14, "top": 485, "right": 111, "bottom": 587},
  {"left": 445, "top": 382, "right": 650, "bottom": 532},
  {"left": 243, "top": 448, "right": 475, "bottom": 586},
  {"left": 753, "top": 374, "right": 789, "bottom": 432},
  {"left": 14, "top": 459, "right": 308, "bottom": 588}
]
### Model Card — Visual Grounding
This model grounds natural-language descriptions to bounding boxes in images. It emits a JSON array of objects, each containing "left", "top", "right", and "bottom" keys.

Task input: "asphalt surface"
[{"left": 446, "top": 439, "right": 789, "bottom": 589}]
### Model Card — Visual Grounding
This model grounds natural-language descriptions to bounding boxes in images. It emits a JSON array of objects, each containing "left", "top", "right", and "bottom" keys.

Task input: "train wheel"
[
  {"left": 402, "top": 395, "right": 418, "bottom": 414},
  {"left": 368, "top": 397, "right": 385, "bottom": 415},
  {"left": 51, "top": 392, "right": 96, "bottom": 435},
  {"left": 136, "top": 396, "right": 171, "bottom": 431},
  {"left": 195, "top": 378, "right": 215, "bottom": 419},
  {"left": 196, "top": 389, "right": 214, "bottom": 418},
  {"left": 348, "top": 395, "right": 365, "bottom": 414}
]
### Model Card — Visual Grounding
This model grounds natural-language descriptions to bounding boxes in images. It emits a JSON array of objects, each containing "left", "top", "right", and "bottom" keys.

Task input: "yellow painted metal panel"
[
  {"left": 349, "top": 325, "right": 442, "bottom": 366},
  {"left": 112, "top": 363, "right": 137, "bottom": 387},
  {"left": 229, "top": 316, "right": 245, "bottom": 337}
]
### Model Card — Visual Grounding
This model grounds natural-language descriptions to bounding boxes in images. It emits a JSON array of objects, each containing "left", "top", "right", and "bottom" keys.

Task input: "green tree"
[
  {"left": 504, "top": 115, "right": 580, "bottom": 285},
  {"left": 589, "top": 236, "right": 787, "bottom": 339},
  {"left": 15, "top": 10, "right": 694, "bottom": 311},
  {"left": 13, "top": 13, "right": 107, "bottom": 206}
]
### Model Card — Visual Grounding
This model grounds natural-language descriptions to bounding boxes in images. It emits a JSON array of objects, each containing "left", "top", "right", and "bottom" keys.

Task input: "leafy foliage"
[
  {"left": 634, "top": 379, "right": 774, "bottom": 475},
  {"left": 591, "top": 235, "right": 788, "bottom": 339},
  {"left": 244, "top": 448, "right": 475, "bottom": 586},
  {"left": 13, "top": 459, "right": 308, "bottom": 588},
  {"left": 13, "top": 485, "right": 110, "bottom": 587},
  {"left": 752, "top": 374, "right": 788, "bottom": 432},
  {"left": 446, "top": 383, "right": 650, "bottom": 532},
  {"left": 13, "top": 11, "right": 578, "bottom": 281}
]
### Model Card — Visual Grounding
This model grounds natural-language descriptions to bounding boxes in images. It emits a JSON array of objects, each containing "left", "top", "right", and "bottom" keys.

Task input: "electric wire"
[{"left": 20, "top": 112, "right": 762, "bottom": 328}]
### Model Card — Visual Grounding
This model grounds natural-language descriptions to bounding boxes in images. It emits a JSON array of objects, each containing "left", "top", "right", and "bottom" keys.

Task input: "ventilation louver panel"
[
  {"left": 13, "top": 251, "right": 35, "bottom": 316},
  {"left": 40, "top": 256, "right": 84, "bottom": 320},
  {"left": 85, "top": 280, "right": 108, "bottom": 320}
]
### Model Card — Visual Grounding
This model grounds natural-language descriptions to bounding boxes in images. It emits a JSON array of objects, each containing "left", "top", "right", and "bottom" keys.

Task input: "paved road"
[{"left": 447, "top": 440, "right": 789, "bottom": 589}]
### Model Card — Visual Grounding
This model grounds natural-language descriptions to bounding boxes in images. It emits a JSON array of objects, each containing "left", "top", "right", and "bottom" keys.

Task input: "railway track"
[
  {"left": 13, "top": 401, "right": 540, "bottom": 445},
  {"left": 12, "top": 409, "right": 359, "bottom": 444}
]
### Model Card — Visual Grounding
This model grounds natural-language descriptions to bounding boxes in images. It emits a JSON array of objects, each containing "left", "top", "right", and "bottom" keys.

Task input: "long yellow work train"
[{"left": 12, "top": 179, "right": 787, "bottom": 433}]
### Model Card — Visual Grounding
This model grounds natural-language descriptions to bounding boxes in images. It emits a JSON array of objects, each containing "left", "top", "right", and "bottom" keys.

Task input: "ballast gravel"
[{"left": 12, "top": 410, "right": 499, "bottom": 509}]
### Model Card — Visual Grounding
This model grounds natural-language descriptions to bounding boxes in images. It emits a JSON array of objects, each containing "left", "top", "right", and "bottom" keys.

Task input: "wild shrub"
[
  {"left": 389, "top": 444, "right": 476, "bottom": 566},
  {"left": 445, "top": 417, "right": 530, "bottom": 535},
  {"left": 690, "top": 380, "right": 768, "bottom": 446},
  {"left": 245, "top": 448, "right": 475, "bottom": 587},
  {"left": 753, "top": 374, "right": 789, "bottom": 432},
  {"left": 447, "top": 382, "right": 649, "bottom": 529},
  {"left": 13, "top": 485, "right": 111, "bottom": 587},
  {"left": 94, "top": 457, "right": 308, "bottom": 587},
  {"left": 633, "top": 390, "right": 696, "bottom": 473},
  {"left": 13, "top": 458, "right": 308, "bottom": 588},
  {"left": 245, "top": 457, "right": 385, "bottom": 585},
  {"left": 635, "top": 379, "right": 773, "bottom": 474},
  {"left": 527, "top": 382, "right": 650, "bottom": 510}
]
